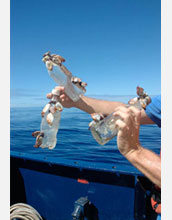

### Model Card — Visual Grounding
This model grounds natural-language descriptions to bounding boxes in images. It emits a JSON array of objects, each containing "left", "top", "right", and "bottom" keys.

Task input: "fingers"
[
  {"left": 54, "top": 86, "right": 65, "bottom": 93},
  {"left": 113, "top": 105, "right": 141, "bottom": 118},
  {"left": 113, "top": 106, "right": 131, "bottom": 124},
  {"left": 129, "top": 106, "right": 141, "bottom": 122},
  {"left": 53, "top": 86, "right": 65, "bottom": 97},
  {"left": 113, "top": 107, "right": 130, "bottom": 134},
  {"left": 113, "top": 105, "right": 141, "bottom": 128},
  {"left": 46, "top": 86, "right": 65, "bottom": 99},
  {"left": 126, "top": 106, "right": 141, "bottom": 128},
  {"left": 112, "top": 105, "right": 141, "bottom": 156},
  {"left": 59, "top": 94, "right": 67, "bottom": 103},
  {"left": 114, "top": 118, "right": 128, "bottom": 134},
  {"left": 46, "top": 86, "right": 74, "bottom": 108}
]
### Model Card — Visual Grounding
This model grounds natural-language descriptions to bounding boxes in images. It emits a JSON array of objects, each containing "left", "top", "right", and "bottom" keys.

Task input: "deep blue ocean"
[{"left": 10, "top": 103, "right": 161, "bottom": 170}]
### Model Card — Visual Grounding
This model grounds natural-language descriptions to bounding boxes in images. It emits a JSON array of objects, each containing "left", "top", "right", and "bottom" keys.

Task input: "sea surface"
[{"left": 10, "top": 101, "right": 161, "bottom": 171}]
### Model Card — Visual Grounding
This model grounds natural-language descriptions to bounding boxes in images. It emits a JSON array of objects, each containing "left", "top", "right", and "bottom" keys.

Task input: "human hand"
[
  {"left": 46, "top": 86, "right": 76, "bottom": 108},
  {"left": 113, "top": 106, "right": 141, "bottom": 157}
]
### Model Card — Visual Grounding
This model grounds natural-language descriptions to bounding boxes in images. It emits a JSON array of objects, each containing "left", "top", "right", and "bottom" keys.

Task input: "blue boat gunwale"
[
  {"left": 10, "top": 150, "right": 142, "bottom": 175},
  {"left": 10, "top": 151, "right": 145, "bottom": 189}
]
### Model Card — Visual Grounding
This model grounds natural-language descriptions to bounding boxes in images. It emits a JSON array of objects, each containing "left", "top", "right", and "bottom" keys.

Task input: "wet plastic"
[
  {"left": 48, "top": 64, "right": 85, "bottom": 102},
  {"left": 89, "top": 101, "right": 142, "bottom": 145},
  {"left": 40, "top": 107, "right": 61, "bottom": 149}
]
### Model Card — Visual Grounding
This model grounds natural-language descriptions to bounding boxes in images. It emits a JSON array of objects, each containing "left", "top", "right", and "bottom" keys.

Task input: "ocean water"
[{"left": 10, "top": 104, "right": 161, "bottom": 169}]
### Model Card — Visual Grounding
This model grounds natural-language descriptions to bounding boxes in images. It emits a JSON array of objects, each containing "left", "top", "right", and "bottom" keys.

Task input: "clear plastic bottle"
[
  {"left": 40, "top": 106, "right": 61, "bottom": 149},
  {"left": 89, "top": 101, "right": 142, "bottom": 145},
  {"left": 48, "top": 64, "right": 85, "bottom": 102}
]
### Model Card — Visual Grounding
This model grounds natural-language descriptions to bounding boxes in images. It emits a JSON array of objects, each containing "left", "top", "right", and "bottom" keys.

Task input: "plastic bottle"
[
  {"left": 89, "top": 99, "right": 145, "bottom": 145},
  {"left": 48, "top": 65, "right": 85, "bottom": 102},
  {"left": 40, "top": 107, "right": 61, "bottom": 149},
  {"left": 32, "top": 88, "right": 63, "bottom": 150},
  {"left": 43, "top": 52, "right": 87, "bottom": 102}
]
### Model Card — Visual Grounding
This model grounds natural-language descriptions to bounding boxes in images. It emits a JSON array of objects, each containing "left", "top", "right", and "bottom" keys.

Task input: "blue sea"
[{"left": 10, "top": 99, "right": 161, "bottom": 171}]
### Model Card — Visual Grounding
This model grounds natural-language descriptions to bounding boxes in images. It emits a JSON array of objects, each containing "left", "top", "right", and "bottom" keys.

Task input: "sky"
[{"left": 10, "top": 0, "right": 161, "bottom": 107}]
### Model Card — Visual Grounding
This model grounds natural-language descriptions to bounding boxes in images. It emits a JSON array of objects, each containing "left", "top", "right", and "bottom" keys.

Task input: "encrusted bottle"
[
  {"left": 42, "top": 52, "right": 87, "bottom": 102},
  {"left": 32, "top": 88, "right": 63, "bottom": 149},
  {"left": 89, "top": 87, "right": 151, "bottom": 145},
  {"left": 39, "top": 107, "right": 61, "bottom": 149}
]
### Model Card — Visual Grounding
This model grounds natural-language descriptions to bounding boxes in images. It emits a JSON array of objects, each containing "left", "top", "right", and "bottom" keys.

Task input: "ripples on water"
[{"left": 10, "top": 106, "right": 161, "bottom": 167}]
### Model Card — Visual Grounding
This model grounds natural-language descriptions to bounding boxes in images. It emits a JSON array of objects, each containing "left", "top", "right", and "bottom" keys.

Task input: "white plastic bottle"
[
  {"left": 89, "top": 96, "right": 150, "bottom": 145},
  {"left": 40, "top": 110, "right": 61, "bottom": 149},
  {"left": 32, "top": 88, "right": 63, "bottom": 150},
  {"left": 43, "top": 52, "right": 87, "bottom": 102},
  {"left": 49, "top": 65, "right": 84, "bottom": 102}
]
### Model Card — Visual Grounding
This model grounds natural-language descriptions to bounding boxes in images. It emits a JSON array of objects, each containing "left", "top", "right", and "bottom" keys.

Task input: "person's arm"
[
  {"left": 47, "top": 86, "right": 155, "bottom": 124},
  {"left": 125, "top": 145, "right": 161, "bottom": 187},
  {"left": 113, "top": 105, "right": 161, "bottom": 187},
  {"left": 74, "top": 95, "right": 125, "bottom": 116},
  {"left": 140, "top": 109, "right": 155, "bottom": 125},
  {"left": 47, "top": 86, "right": 125, "bottom": 116},
  {"left": 76, "top": 97, "right": 156, "bottom": 125}
]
